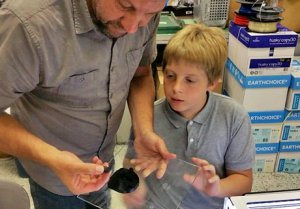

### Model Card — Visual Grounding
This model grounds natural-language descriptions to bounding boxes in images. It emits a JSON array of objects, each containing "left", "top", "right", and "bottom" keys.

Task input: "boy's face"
[
  {"left": 88, "top": 0, "right": 164, "bottom": 38},
  {"left": 163, "top": 59, "right": 216, "bottom": 120}
]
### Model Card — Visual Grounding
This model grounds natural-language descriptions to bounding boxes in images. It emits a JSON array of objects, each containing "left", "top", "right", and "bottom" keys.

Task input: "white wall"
[{"left": 116, "top": 103, "right": 131, "bottom": 144}]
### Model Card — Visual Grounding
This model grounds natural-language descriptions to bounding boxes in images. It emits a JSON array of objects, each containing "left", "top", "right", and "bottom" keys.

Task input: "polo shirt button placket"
[{"left": 162, "top": 182, "right": 171, "bottom": 191}]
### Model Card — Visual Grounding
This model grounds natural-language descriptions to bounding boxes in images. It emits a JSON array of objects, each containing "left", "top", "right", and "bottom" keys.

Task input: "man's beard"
[
  {"left": 92, "top": 17, "right": 115, "bottom": 38},
  {"left": 91, "top": 15, "right": 128, "bottom": 39}
]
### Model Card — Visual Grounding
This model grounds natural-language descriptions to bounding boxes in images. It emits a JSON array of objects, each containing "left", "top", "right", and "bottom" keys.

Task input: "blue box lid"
[{"left": 229, "top": 21, "right": 298, "bottom": 48}]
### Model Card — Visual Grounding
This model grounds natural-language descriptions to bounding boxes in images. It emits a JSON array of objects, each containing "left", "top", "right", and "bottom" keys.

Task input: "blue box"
[
  {"left": 229, "top": 21, "right": 298, "bottom": 48},
  {"left": 286, "top": 57, "right": 300, "bottom": 110}
]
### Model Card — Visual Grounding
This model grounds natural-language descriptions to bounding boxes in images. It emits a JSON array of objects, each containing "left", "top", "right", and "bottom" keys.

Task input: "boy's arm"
[
  {"left": 217, "top": 169, "right": 253, "bottom": 197},
  {"left": 184, "top": 158, "right": 253, "bottom": 198}
]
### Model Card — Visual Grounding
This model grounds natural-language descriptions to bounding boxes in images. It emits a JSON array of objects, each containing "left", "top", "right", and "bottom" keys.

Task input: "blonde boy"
[{"left": 125, "top": 24, "right": 255, "bottom": 209}]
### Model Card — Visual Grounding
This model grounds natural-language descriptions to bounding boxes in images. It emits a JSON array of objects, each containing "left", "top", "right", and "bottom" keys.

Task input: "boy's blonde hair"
[{"left": 162, "top": 24, "right": 228, "bottom": 84}]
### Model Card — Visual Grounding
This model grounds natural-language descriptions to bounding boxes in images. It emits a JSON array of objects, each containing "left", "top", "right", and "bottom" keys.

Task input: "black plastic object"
[{"left": 107, "top": 168, "right": 139, "bottom": 193}]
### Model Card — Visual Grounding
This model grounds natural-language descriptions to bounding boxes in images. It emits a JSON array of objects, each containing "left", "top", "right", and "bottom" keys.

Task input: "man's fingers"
[
  {"left": 130, "top": 159, "right": 150, "bottom": 172},
  {"left": 92, "top": 156, "right": 103, "bottom": 164},
  {"left": 75, "top": 163, "right": 105, "bottom": 175},
  {"left": 140, "top": 161, "right": 159, "bottom": 178},
  {"left": 76, "top": 172, "right": 111, "bottom": 195},
  {"left": 130, "top": 158, "right": 142, "bottom": 166},
  {"left": 157, "top": 142, "right": 176, "bottom": 160},
  {"left": 156, "top": 159, "right": 168, "bottom": 179}
]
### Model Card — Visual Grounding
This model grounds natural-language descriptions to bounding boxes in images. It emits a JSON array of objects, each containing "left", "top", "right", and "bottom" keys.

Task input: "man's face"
[{"left": 89, "top": 0, "right": 165, "bottom": 38}]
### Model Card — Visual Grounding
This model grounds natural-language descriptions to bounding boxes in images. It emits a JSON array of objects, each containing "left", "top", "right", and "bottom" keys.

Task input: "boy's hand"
[
  {"left": 183, "top": 157, "right": 221, "bottom": 197},
  {"left": 50, "top": 151, "right": 111, "bottom": 195},
  {"left": 130, "top": 131, "right": 176, "bottom": 179}
]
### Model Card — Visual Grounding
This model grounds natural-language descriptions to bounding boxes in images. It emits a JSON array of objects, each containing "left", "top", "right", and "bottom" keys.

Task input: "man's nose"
[{"left": 121, "top": 13, "right": 146, "bottom": 33}]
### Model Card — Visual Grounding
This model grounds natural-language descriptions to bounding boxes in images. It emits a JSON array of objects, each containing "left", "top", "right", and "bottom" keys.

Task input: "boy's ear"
[{"left": 208, "top": 77, "right": 221, "bottom": 91}]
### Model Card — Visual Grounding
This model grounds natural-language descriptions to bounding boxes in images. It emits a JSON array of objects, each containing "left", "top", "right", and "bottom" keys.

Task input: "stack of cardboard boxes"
[
  {"left": 223, "top": 21, "right": 298, "bottom": 172},
  {"left": 275, "top": 57, "right": 300, "bottom": 173}
]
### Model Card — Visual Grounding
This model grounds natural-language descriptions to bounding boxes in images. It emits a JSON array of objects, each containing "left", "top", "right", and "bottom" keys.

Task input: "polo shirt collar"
[
  {"left": 163, "top": 91, "right": 214, "bottom": 127},
  {"left": 192, "top": 91, "right": 214, "bottom": 124},
  {"left": 72, "top": 0, "right": 94, "bottom": 34},
  {"left": 163, "top": 99, "right": 188, "bottom": 129}
]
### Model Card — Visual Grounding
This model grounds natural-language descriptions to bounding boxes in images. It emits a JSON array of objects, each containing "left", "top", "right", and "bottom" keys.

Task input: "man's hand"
[
  {"left": 122, "top": 176, "right": 148, "bottom": 209},
  {"left": 183, "top": 158, "right": 221, "bottom": 197},
  {"left": 50, "top": 151, "right": 111, "bottom": 195},
  {"left": 130, "top": 131, "right": 176, "bottom": 179}
]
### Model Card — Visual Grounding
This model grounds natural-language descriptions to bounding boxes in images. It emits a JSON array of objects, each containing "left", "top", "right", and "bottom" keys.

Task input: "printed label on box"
[
  {"left": 249, "top": 111, "right": 285, "bottom": 123},
  {"left": 249, "top": 58, "right": 291, "bottom": 69},
  {"left": 284, "top": 110, "right": 300, "bottom": 121},
  {"left": 282, "top": 125, "right": 300, "bottom": 141},
  {"left": 277, "top": 158, "right": 300, "bottom": 173},
  {"left": 286, "top": 89, "right": 300, "bottom": 110},
  {"left": 254, "top": 157, "right": 276, "bottom": 172},
  {"left": 252, "top": 128, "right": 281, "bottom": 143},
  {"left": 279, "top": 141, "right": 300, "bottom": 152},
  {"left": 255, "top": 143, "right": 279, "bottom": 154},
  {"left": 226, "top": 58, "right": 291, "bottom": 88},
  {"left": 292, "top": 57, "right": 300, "bottom": 71},
  {"left": 292, "top": 94, "right": 300, "bottom": 109},
  {"left": 290, "top": 78, "right": 300, "bottom": 90}
]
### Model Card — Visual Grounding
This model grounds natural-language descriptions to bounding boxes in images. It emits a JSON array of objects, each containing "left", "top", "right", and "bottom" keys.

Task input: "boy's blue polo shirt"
[{"left": 127, "top": 91, "right": 255, "bottom": 209}]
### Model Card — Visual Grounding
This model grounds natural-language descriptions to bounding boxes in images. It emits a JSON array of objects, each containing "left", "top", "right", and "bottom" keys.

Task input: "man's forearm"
[
  {"left": 127, "top": 65, "right": 155, "bottom": 137},
  {"left": 0, "top": 112, "right": 60, "bottom": 168}
]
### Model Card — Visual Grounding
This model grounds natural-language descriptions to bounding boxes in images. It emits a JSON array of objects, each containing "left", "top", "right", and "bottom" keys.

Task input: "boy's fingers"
[
  {"left": 203, "top": 165, "right": 216, "bottom": 175},
  {"left": 192, "top": 158, "right": 209, "bottom": 166},
  {"left": 208, "top": 175, "right": 220, "bottom": 184},
  {"left": 183, "top": 174, "right": 196, "bottom": 184}
]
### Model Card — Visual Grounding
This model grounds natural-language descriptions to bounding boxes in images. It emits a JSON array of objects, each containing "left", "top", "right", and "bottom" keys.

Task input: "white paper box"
[
  {"left": 224, "top": 190, "right": 300, "bottom": 209},
  {"left": 228, "top": 21, "right": 297, "bottom": 77},
  {"left": 253, "top": 124, "right": 280, "bottom": 172},
  {"left": 228, "top": 34, "right": 294, "bottom": 76},
  {"left": 223, "top": 63, "right": 289, "bottom": 112},
  {"left": 285, "top": 57, "right": 300, "bottom": 110}
]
